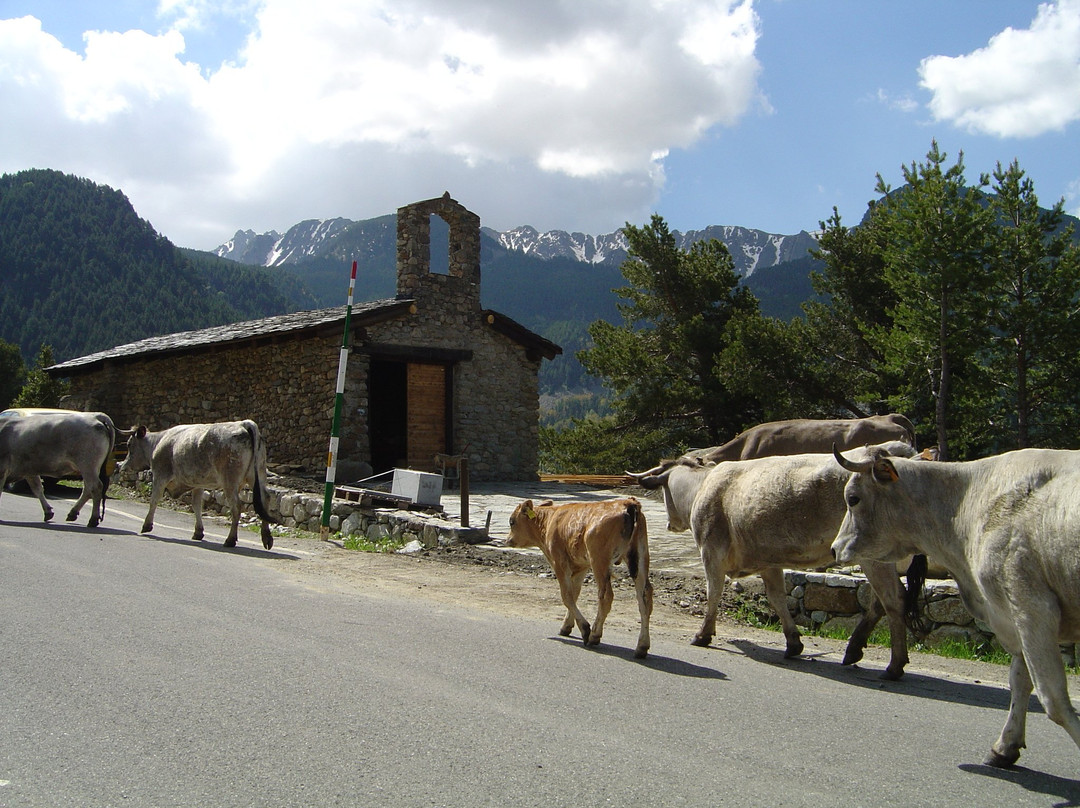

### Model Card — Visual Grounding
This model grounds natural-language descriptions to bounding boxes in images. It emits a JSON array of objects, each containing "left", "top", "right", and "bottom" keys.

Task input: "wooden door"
[{"left": 406, "top": 363, "right": 446, "bottom": 472}]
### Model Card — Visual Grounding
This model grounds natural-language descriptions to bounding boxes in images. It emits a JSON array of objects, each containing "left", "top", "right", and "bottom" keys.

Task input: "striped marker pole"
[{"left": 321, "top": 260, "right": 357, "bottom": 540}]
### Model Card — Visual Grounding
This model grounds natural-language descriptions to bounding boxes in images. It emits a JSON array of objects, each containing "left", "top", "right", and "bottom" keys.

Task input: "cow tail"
[
  {"left": 624, "top": 501, "right": 642, "bottom": 580},
  {"left": 903, "top": 554, "right": 929, "bottom": 636},
  {"left": 97, "top": 419, "right": 116, "bottom": 522},
  {"left": 244, "top": 421, "right": 275, "bottom": 524}
]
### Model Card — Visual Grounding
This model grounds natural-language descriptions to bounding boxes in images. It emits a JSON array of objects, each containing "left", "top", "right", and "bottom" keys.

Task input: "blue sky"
[{"left": 1, "top": 1, "right": 1078, "bottom": 250}]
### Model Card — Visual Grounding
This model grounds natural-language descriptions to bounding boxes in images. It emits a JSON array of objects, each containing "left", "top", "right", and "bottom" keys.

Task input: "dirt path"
[{"left": 263, "top": 530, "right": 1023, "bottom": 690}]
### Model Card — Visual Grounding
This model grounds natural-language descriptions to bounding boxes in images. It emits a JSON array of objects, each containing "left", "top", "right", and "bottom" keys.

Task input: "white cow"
[
  {"left": 631, "top": 441, "right": 919, "bottom": 679},
  {"left": 832, "top": 446, "right": 1080, "bottom": 768},
  {"left": 0, "top": 411, "right": 117, "bottom": 527},
  {"left": 123, "top": 420, "right": 275, "bottom": 549}
]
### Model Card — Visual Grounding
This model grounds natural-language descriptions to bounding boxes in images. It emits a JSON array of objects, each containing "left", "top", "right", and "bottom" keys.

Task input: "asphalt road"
[{"left": 1, "top": 487, "right": 1079, "bottom": 807}]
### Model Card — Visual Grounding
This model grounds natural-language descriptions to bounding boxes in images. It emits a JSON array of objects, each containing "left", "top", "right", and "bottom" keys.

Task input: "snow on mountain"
[
  {"left": 214, "top": 216, "right": 818, "bottom": 278},
  {"left": 214, "top": 218, "right": 352, "bottom": 267},
  {"left": 485, "top": 223, "right": 818, "bottom": 277}
]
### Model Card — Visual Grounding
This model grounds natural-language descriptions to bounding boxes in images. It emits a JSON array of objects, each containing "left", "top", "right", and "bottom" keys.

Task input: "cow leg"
[
  {"left": 987, "top": 652, "right": 1033, "bottom": 767},
  {"left": 1012, "top": 609, "right": 1080, "bottom": 760},
  {"left": 692, "top": 541, "right": 728, "bottom": 647},
  {"left": 558, "top": 569, "right": 589, "bottom": 639},
  {"left": 191, "top": 489, "right": 206, "bottom": 542},
  {"left": 140, "top": 478, "right": 165, "bottom": 534},
  {"left": 587, "top": 561, "right": 615, "bottom": 648},
  {"left": 26, "top": 476, "right": 54, "bottom": 522},
  {"left": 66, "top": 479, "right": 100, "bottom": 527},
  {"left": 858, "top": 562, "right": 909, "bottom": 680},
  {"left": 760, "top": 567, "right": 804, "bottom": 659},
  {"left": 554, "top": 564, "right": 591, "bottom": 643},
  {"left": 225, "top": 488, "right": 243, "bottom": 548},
  {"left": 630, "top": 542, "right": 653, "bottom": 659}
]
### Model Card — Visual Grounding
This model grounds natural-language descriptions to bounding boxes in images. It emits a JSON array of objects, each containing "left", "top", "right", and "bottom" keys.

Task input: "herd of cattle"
[
  {"left": 2, "top": 409, "right": 1079, "bottom": 770},
  {"left": 0, "top": 411, "right": 275, "bottom": 548}
]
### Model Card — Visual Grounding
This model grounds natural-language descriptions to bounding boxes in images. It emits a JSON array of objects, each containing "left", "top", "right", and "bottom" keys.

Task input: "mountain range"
[{"left": 214, "top": 217, "right": 821, "bottom": 280}]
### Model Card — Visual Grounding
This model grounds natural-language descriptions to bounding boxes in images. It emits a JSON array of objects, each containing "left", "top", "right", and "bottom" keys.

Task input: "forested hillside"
[{"left": 0, "top": 169, "right": 314, "bottom": 363}]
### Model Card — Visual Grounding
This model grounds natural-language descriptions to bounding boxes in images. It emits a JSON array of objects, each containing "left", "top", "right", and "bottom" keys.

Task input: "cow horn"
[
  {"left": 833, "top": 443, "right": 875, "bottom": 474},
  {"left": 626, "top": 466, "right": 670, "bottom": 490},
  {"left": 627, "top": 464, "right": 666, "bottom": 480}
]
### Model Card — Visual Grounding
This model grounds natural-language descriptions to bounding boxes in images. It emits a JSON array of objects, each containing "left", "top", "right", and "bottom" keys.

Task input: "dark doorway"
[{"left": 369, "top": 360, "right": 408, "bottom": 473}]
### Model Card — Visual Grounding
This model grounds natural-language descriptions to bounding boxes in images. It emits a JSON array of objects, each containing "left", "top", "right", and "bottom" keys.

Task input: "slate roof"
[{"left": 48, "top": 298, "right": 560, "bottom": 375}]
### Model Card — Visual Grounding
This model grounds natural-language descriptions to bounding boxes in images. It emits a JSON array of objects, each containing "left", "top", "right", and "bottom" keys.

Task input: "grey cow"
[
  {"left": 0, "top": 410, "right": 117, "bottom": 527},
  {"left": 631, "top": 441, "right": 919, "bottom": 679},
  {"left": 701, "top": 413, "right": 916, "bottom": 464},
  {"left": 123, "top": 420, "right": 275, "bottom": 549},
  {"left": 833, "top": 445, "right": 1080, "bottom": 768}
]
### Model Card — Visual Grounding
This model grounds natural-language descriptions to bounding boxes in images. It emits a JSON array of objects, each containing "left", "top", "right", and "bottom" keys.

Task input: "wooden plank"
[{"left": 538, "top": 474, "right": 634, "bottom": 487}]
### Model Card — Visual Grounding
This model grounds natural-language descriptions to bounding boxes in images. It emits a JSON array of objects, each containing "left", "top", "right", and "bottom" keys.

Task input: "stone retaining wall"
[{"left": 777, "top": 569, "right": 1077, "bottom": 665}]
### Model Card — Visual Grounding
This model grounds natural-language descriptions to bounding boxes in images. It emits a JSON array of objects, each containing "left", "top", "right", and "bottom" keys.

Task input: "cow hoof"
[
  {"left": 879, "top": 667, "right": 904, "bottom": 681},
  {"left": 140, "top": 522, "right": 153, "bottom": 534},
  {"left": 842, "top": 647, "right": 864, "bottom": 666},
  {"left": 690, "top": 634, "right": 712, "bottom": 647},
  {"left": 43, "top": 510, "right": 54, "bottom": 522},
  {"left": 65, "top": 512, "right": 78, "bottom": 522},
  {"left": 88, "top": 517, "right": 100, "bottom": 529},
  {"left": 558, "top": 626, "right": 573, "bottom": 637},
  {"left": 223, "top": 536, "right": 237, "bottom": 548},
  {"left": 984, "top": 747, "right": 1020, "bottom": 768},
  {"left": 634, "top": 646, "right": 649, "bottom": 659},
  {"left": 783, "top": 640, "right": 805, "bottom": 659}
]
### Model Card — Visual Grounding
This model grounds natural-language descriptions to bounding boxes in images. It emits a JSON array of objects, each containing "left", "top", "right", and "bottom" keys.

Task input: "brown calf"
[{"left": 507, "top": 497, "right": 653, "bottom": 658}]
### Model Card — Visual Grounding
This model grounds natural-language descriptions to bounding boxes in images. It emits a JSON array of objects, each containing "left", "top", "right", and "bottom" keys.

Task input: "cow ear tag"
[
  {"left": 874, "top": 459, "right": 899, "bottom": 483},
  {"left": 526, "top": 506, "right": 537, "bottom": 519}
]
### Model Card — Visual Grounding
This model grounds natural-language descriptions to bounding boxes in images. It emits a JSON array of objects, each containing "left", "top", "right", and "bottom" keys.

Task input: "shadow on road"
[
  {"left": 547, "top": 635, "right": 727, "bottom": 680},
  {"left": 3, "top": 514, "right": 299, "bottom": 561},
  {"left": 1, "top": 518, "right": 133, "bottom": 538},
  {"left": 959, "top": 762, "right": 1080, "bottom": 803},
  {"left": 136, "top": 530, "right": 300, "bottom": 561},
  {"left": 720, "top": 636, "right": 1028, "bottom": 714}
]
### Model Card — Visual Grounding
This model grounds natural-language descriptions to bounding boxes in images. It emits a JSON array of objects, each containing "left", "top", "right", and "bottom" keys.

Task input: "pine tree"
[
  {"left": 982, "top": 160, "right": 1080, "bottom": 450},
  {"left": 12, "top": 345, "right": 69, "bottom": 408},
  {"left": 872, "top": 142, "right": 995, "bottom": 459},
  {"left": 579, "top": 214, "right": 760, "bottom": 451}
]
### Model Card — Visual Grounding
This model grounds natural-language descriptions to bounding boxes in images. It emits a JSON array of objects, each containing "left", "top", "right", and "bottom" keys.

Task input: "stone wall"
[
  {"left": 65, "top": 310, "right": 541, "bottom": 482},
  {"left": 772, "top": 569, "right": 1078, "bottom": 665},
  {"left": 366, "top": 315, "right": 541, "bottom": 480},
  {"left": 66, "top": 335, "right": 340, "bottom": 470}
]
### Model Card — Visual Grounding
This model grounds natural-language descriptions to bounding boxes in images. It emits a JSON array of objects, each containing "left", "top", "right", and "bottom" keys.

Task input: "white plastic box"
[{"left": 391, "top": 469, "right": 444, "bottom": 507}]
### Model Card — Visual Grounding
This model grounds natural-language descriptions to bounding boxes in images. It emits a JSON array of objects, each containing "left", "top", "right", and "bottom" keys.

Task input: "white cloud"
[
  {"left": 1067, "top": 177, "right": 1080, "bottom": 219},
  {"left": 874, "top": 88, "right": 918, "bottom": 114},
  {"left": 0, "top": 0, "right": 762, "bottom": 248},
  {"left": 918, "top": 0, "right": 1080, "bottom": 137}
]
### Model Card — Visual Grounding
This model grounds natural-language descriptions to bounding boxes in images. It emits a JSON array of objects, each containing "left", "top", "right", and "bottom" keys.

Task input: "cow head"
[
  {"left": 628, "top": 456, "right": 710, "bottom": 533},
  {"left": 831, "top": 443, "right": 906, "bottom": 564},
  {"left": 506, "top": 499, "right": 552, "bottom": 548},
  {"left": 119, "top": 424, "right": 153, "bottom": 474}
]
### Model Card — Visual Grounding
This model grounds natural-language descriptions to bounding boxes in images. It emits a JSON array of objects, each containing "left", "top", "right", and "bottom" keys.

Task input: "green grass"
[
  {"left": 340, "top": 533, "right": 406, "bottom": 553},
  {"left": 918, "top": 636, "right": 1012, "bottom": 666}
]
